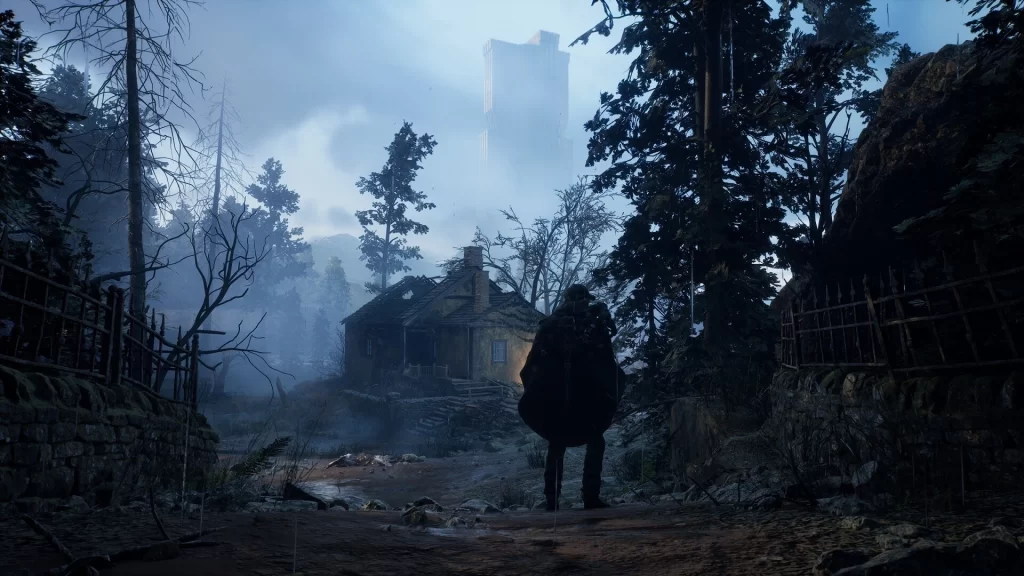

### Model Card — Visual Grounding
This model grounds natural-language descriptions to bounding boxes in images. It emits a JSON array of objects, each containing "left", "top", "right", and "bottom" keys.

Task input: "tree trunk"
[
  {"left": 211, "top": 352, "right": 234, "bottom": 398},
  {"left": 816, "top": 109, "right": 832, "bottom": 233},
  {"left": 201, "top": 89, "right": 226, "bottom": 356},
  {"left": 693, "top": 36, "right": 705, "bottom": 143},
  {"left": 125, "top": 0, "right": 146, "bottom": 381},
  {"left": 381, "top": 223, "right": 391, "bottom": 292},
  {"left": 700, "top": 0, "right": 725, "bottom": 348}
]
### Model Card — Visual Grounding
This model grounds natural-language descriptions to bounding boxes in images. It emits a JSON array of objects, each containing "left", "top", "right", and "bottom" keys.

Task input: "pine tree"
[
  {"left": 577, "top": 0, "right": 791, "bottom": 404},
  {"left": 355, "top": 121, "right": 437, "bottom": 293},
  {"left": 244, "top": 158, "right": 311, "bottom": 303},
  {"left": 768, "top": 0, "right": 898, "bottom": 270},
  {"left": 321, "top": 256, "right": 350, "bottom": 319},
  {"left": 0, "top": 11, "right": 77, "bottom": 252}
]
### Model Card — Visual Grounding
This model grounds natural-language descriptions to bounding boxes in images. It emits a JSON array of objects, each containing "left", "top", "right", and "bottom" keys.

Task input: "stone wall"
[
  {"left": 769, "top": 368, "right": 1023, "bottom": 494},
  {"left": 0, "top": 365, "right": 218, "bottom": 512}
]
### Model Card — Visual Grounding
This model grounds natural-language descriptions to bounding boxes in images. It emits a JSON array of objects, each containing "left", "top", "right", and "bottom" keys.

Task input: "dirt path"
[
  {"left": 2, "top": 501, "right": 874, "bottom": 576},
  {"left": 6, "top": 486, "right": 1022, "bottom": 576},
  {"left": 6, "top": 432, "right": 1023, "bottom": 576}
]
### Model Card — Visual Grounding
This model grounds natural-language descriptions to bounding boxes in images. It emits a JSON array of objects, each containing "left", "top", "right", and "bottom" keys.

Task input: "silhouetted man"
[{"left": 518, "top": 284, "right": 624, "bottom": 511}]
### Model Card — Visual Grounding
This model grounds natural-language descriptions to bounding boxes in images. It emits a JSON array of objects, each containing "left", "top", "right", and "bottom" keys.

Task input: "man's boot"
[
  {"left": 546, "top": 493, "right": 559, "bottom": 511},
  {"left": 583, "top": 494, "right": 610, "bottom": 510}
]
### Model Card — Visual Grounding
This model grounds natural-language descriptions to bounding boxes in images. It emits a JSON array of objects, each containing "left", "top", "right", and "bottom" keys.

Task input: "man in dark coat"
[{"left": 519, "top": 284, "right": 624, "bottom": 511}]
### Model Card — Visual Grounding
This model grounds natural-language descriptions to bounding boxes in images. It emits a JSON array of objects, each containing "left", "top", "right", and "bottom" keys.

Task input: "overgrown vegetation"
[
  {"left": 524, "top": 440, "right": 546, "bottom": 469},
  {"left": 498, "top": 478, "right": 537, "bottom": 510}
]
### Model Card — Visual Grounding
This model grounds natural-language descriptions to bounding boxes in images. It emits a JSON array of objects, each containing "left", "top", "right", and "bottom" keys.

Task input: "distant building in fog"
[{"left": 481, "top": 30, "right": 572, "bottom": 196}]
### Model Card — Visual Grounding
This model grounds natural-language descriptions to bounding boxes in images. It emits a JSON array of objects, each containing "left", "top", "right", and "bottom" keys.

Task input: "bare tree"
[
  {"left": 154, "top": 205, "right": 282, "bottom": 392},
  {"left": 460, "top": 179, "right": 621, "bottom": 313},
  {"left": 34, "top": 0, "right": 207, "bottom": 325},
  {"left": 191, "top": 80, "right": 251, "bottom": 387}
]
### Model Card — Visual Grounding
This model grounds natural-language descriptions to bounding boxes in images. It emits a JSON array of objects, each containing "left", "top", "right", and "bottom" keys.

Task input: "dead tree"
[
  {"left": 153, "top": 206, "right": 281, "bottom": 391},
  {"left": 465, "top": 178, "right": 621, "bottom": 312},
  {"left": 34, "top": 0, "right": 207, "bottom": 329},
  {"left": 191, "top": 80, "right": 251, "bottom": 378}
]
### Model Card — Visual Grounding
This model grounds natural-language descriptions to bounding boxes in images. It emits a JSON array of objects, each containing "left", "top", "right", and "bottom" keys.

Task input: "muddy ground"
[{"left": 4, "top": 433, "right": 1024, "bottom": 575}]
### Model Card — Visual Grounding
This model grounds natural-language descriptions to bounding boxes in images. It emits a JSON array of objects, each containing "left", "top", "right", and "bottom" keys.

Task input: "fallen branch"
[
  {"left": 177, "top": 526, "right": 226, "bottom": 543},
  {"left": 180, "top": 540, "right": 224, "bottom": 549},
  {"left": 20, "top": 515, "right": 75, "bottom": 562},
  {"left": 46, "top": 555, "right": 110, "bottom": 576},
  {"left": 684, "top": 473, "right": 721, "bottom": 507},
  {"left": 149, "top": 488, "right": 171, "bottom": 541}
]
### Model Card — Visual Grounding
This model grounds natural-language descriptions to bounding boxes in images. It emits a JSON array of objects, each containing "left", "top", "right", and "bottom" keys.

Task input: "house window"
[
  {"left": 491, "top": 340, "right": 507, "bottom": 364},
  {"left": 365, "top": 337, "right": 374, "bottom": 357}
]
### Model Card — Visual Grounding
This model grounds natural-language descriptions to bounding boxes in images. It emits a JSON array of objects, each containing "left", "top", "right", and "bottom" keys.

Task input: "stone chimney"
[
  {"left": 463, "top": 245, "right": 484, "bottom": 270},
  {"left": 474, "top": 269, "right": 490, "bottom": 313},
  {"left": 464, "top": 246, "right": 489, "bottom": 313}
]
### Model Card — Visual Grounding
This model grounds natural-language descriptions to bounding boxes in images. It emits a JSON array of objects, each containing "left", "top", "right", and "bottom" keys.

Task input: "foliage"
[
  {"left": 459, "top": 179, "right": 620, "bottom": 313},
  {"left": 766, "top": 0, "right": 898, "bottom": 270},
  {"left": 0, "top": 11, "right": 77, "bottom": 250},
  {"left": 243, "top": 158, "right": 311, "bottom": 302},
  {"left": 229, "top": 436, "right": 292, "bottom": 479},
  {"left": 311, "top": 308, "right": 331, "bottom": 362},
  {"left": 272, "top": 286, "right": 306, "bottom": 362},
  {"left": 321, "top": 255, "right": 351, "bottom": 318},
  {"left": 951, "top": 0, "right": 1024, "bottom": 49},
  {"left": 356, "top": 121, "right": 437, "bottom": 293},
  {"left": 577, "top": 0, "right": 790, "bottom": 406},
  {"left": 37, "top": 63, "right": 166, "bottom": 275},
  {"left": 524, "top": 440, "right": 546, "bottom": 469}
]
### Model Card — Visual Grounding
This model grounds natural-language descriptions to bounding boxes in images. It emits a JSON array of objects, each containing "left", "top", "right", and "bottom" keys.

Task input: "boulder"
[
  {"left": 282, "top": 482, "right": 328, "bottom": 510},
  {"left": 459, "top": 499, "right": 502, "bottom": 514},
  {"left": 361, "top": 499, "right": 390, "bottom": 511},
  {"left": 825, "top": 41, "right": 1024, "bottom": 280},
  {"left": 818, "top": 496, "right": 874, "bottom": 517},
  {"left": 814, "top": 549, "right": 874, "bottom": 576},
  {"left": 833, "top": 541, "right": 959, "bottom": 575}
]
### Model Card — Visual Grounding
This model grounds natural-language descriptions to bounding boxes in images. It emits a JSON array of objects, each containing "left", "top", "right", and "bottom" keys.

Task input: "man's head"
[{"left": 563, "top": 284, "right": 595, "bottom": 303}]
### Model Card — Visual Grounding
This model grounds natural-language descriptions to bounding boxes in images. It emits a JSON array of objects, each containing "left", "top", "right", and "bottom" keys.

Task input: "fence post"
[
  {"left": 789, "top": 300, "right": 801, "bottom": 369},
  {"left": 100, "top": 286, "right": 116, "bottom": 383},
  {"left": 190, "top": 333, "right": 200, "bottom": 410},
  {"left": 106, "top": 289, "right": 124, "bottom": 386},
  {"left": 862, "top": 275, "right": 894, "bottom": 378}
]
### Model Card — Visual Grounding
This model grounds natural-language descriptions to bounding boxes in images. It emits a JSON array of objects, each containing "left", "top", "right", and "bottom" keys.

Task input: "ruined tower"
[{"left": 480, "top": 30, "right": 573, "bottom": 197}]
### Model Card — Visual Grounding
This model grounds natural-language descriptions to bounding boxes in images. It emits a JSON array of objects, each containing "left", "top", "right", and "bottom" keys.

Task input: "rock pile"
[{"left": 815, "top": 523, "right": 1024, "bottom": 575}]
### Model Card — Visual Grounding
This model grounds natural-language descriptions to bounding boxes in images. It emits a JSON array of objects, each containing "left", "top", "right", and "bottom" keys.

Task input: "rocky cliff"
[
  {"left": 0, "top": 365, "right": 218, "bottom": 513},
  {"left": 824, "top": 40, "right": 1023, "bottom": 282}
]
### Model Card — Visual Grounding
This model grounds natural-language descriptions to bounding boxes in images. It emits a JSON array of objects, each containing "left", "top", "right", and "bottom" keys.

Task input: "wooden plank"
[{"left": 0, "top": 257, "right": 107, "bottom": 306}]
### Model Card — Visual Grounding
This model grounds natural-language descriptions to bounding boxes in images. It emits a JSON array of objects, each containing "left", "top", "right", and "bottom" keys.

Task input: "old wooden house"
[{"left": 342, "top": 246, "right": 544, "bottom": 387}]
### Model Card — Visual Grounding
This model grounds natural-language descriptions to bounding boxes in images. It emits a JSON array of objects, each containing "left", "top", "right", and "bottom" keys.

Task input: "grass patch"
[
  {"left": 525, "top": 440, "right": 546, "bottom": 469},
  {"left": 498, "top": 479, "right": 537, "bottom": 510}
]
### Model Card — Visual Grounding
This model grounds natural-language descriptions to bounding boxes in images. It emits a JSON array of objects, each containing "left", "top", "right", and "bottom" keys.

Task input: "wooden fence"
[
  {"left": 779, "top": 264, "right": 1024, "bottom": 374},
  {"left": 0, "top": 238, "right": 200, "bottom": 408}
]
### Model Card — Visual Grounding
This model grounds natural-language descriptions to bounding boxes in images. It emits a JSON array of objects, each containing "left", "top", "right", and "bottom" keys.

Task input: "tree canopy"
[{"left": 356, "top": 121, "right": 437, "bottom": 293}]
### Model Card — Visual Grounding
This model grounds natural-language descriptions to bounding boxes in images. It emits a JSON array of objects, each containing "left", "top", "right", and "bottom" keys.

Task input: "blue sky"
[{"left": 12, "top": 0, "right": 975, "bottom": 277}]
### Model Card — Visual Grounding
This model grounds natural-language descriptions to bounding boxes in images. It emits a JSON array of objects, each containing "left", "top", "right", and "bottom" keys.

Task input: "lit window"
[
  {"left": 491, "top": 340, "right": 507, "bottom": 364},
  {"left": 366, "top": 337, "right": 373, "bottom": 357}
]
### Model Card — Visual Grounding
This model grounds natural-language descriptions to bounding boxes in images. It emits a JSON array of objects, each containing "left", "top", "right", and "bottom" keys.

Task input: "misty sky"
[{"left": 13, "top": 0, "right": 974, "bottom": 277}]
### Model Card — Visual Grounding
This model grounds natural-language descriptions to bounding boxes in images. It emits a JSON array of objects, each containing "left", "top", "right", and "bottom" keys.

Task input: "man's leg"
[
  {"left": 544, "top": 442, "right": 566, "bottom": 510},
  {"left": 582, "top": 434, "right": 609, "bottom": 509}
]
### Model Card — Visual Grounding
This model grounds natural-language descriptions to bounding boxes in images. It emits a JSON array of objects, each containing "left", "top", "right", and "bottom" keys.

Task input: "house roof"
[
  {"left": 437, "top": 291, "right": 544, "bottom": 329},
  {"left": 342, "top": 268, "right": 544, "bottom": 330},
  {"left": 398, "top": 269, "right": 475, "bottom": 324},
  {"left": 341, "top": 276, "right": 438, "bottom": 326}
]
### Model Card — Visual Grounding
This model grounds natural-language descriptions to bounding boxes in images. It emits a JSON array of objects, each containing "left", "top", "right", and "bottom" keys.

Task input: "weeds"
[
  {"left": 525, "top": 440, "right": 546, "bottom": 469},
  {"left": 610, "top": 448, "right": 644, "bottom": 484},
  {"left": 498, "top": 479, "right": 537, "bottom": 510}
]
